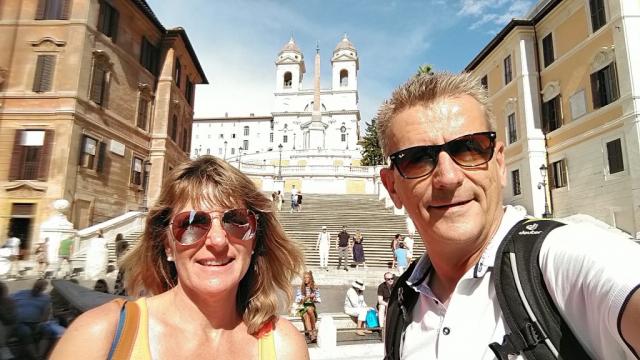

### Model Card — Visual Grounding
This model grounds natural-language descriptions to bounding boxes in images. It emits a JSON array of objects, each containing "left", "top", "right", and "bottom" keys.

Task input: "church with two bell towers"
[{"left": 272, "top": 35, "right": 360, "bottom": 152}]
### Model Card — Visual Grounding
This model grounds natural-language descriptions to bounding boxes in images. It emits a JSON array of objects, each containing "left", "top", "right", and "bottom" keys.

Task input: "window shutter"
[
  {"left": 96, "top": 141, "right": 107, "bottom": 173},
  {"left": 36, "top": 0, "right": 46, "bottom": 19},
  {"left": 37, "top": 130, "right": 54, "bottom": 181},
  {"left": 90, "top": 67, "right": 105, "bottom": 104},
  {"left": 9, "top": 130, "right": 24, "bottom": 181},
  {"left": 78, "top": 135, "right": 86, "bottom": 165},
  {"left": 61, "top": 0, "right": 71, "bottom": 19},
  {"left": 110, "top": 8, "right": 119, "bottom": 42},
  {"left": 33, "top": 55, "right": 56, "bottom": 92}
]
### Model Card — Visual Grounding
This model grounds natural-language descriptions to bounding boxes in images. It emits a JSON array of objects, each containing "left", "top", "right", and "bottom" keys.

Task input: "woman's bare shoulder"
[
  {"left": 274, "top": 316, "right": 309, "bottom": 360},
  {"left": 50, "top": 300, "right": 124, "bottom": 360}
]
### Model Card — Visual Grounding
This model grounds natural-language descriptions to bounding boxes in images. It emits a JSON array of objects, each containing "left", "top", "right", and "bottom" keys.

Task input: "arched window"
[
  {"left": 340, "top": 69, "right": 348, "bottom": 87},
  {"left": 283, "top": 72, "right": 292, "bottom": 88}
]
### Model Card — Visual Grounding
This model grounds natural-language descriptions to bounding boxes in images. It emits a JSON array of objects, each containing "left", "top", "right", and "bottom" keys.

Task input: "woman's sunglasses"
[
  {"left": 169, "top": 208, "right": 259, "bottom": 245},
  {"left": 389, "top": 131, "right": 496, "bottom": 179}
]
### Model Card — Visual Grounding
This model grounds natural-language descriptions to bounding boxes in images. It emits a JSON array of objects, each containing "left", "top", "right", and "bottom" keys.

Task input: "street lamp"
[
  {"left": 346, "top": 132, "right": 349, "bottom": 150},
  {"left": 277, "top": 143, "right": 283, "bottom": 179},
  {"left": 238, "top": 147, "right": 243, "bottom": 169},
  {"left": 223, "top": 140, "right": 228, "bottom": 160},
  {"left": 537, "top": 164, "right": 552, "bottom": 218}
]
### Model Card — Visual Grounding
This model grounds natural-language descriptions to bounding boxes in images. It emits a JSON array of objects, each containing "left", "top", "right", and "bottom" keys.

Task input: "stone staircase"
[
  {"left": 70, "top": 230, "right": 143, "bottom": 271},
  {"left": 278, "top": 194, "right": 424, "bottom": 271}
]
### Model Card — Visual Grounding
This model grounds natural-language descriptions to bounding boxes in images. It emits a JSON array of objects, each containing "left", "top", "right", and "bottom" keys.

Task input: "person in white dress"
[{"left": 84, "top": 230, "right": 108, "bottom": 280}]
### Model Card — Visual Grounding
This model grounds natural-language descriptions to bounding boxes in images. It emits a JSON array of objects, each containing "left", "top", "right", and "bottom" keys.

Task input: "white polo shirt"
[{"left": 400, "top": 206, "right": 640, "bottom": 359}]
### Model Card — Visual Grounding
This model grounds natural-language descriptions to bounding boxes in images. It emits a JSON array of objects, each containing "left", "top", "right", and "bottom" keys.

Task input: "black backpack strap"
[
  {"left": 384, "top": 259, "right": 430, "bottom": 360},
  {"left": 490, "top": 218, "right": 592, "bottom": 360}
]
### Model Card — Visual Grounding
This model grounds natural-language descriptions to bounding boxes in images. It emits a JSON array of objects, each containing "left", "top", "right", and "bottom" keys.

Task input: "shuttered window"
[
  {"left": 79, "top": 135, "right": 107, "bottom": 173},
  {"left": 606, "top": 138, "right": 624, "bottom": 175},
  {"left": 97, "top": 0, "right": 119, "bottom": 41},
  {"left": 36, "top": 0, "right": 70, "bottom": 20},
  {"left": 131, "top": 157, "right": 143, "bottom": 186},
  {"left": 32, "top": 55, "right": 56, "bottom": 93},
  {"left": 140, "top": 37, "right": 159, "bottom": 75},
  {"left": 9, "top": 129, "right": 54, "bottom": 181},
  {"left": 174, "top": 58, "right": 181, "bottom": 87},
  {"left": 90, "top": 62, "right": 108, "bottom": 105},
  {"left": 185, "top": 78, "right": 194, "bottom": 106},
  {"left": 136, "top": 97, "right": 149, "bottom": 130},
  {"left": 591, "top": 63, "right": 619, "bottom": 109}
]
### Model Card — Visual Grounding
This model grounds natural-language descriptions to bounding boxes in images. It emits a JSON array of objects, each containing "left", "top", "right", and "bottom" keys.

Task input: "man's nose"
[{"left": 431, "top": 151, "right": 464, "bottom": 188}]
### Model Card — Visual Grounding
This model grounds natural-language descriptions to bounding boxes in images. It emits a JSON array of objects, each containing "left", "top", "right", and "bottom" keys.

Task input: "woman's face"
[
  {"left": 304, "top": 274, "right": 311, "bottom": 284},
  {"left": 168, "top": 202, "right": 257, "bottom": 297}
]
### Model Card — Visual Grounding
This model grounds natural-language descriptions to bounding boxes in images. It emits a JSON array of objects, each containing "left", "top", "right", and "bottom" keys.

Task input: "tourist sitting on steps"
[
  {"left": 343, "top": 280, "right": 373, "bottom": 336},
  {"left": 295, "top": 271, "right": 321, "bottom": 343}
]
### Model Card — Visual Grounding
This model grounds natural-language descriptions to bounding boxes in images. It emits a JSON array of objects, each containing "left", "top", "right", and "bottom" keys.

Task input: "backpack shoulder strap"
[
  {"left": 107, "top": 299, "right": 141, "bottom": 360},
  {"left": 490, "top": 218, "right": 591, "bottom": 360},
  {"left": 384, "top": 259, "right": 430, "bottom": 360}
]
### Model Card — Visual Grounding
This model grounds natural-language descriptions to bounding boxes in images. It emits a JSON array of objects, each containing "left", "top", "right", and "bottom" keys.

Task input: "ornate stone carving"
[
  {"left": 591, "top": 45, "right": 616, "bottom": 72},
  {"left": 541, "top": 81, "right": 561, "bottom": 102}
]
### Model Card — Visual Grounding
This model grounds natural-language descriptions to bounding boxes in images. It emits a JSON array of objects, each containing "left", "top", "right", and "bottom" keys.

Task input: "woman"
[
  {"left": 351, "top": 230, "right": 366, "bottom": 270},
  {"left": 295, "top": 271, "right": 321, "bottom": 343},
  {"left": 35, "top": 238, "right": 49, "bottom": 275},
  {"left": 51, "top": 156, "right": 308, "bottom": 359}
]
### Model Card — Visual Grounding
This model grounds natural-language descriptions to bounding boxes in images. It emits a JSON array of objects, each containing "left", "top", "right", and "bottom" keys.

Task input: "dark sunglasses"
[
  {"left": 169, "top": 209, "right": 259, "bottom": 245},
  {"left": 389, "top": 131, "right": 496, "bottom": 179},
  {"left": 385, "top": 277, "right": 394, "bottom": 281}
]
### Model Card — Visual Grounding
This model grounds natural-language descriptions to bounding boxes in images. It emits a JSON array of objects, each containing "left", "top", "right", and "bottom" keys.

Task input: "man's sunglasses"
[
  {"left": 169, "top": 209, "right": 259, "bottom": 245},
  {"left": 384, "top": 277, "right": 394, "bottom": 281},
  {"left": 389, "top": 131, "right": 496, "bottom": 179}
]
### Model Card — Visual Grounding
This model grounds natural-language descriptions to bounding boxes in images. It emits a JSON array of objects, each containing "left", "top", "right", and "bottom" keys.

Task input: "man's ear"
[
  {"left": 380, "top": 167, "right": 404, "bottom": 209},
  {"left": 494, "top": 141, "right": 507, "bottom": 188}
]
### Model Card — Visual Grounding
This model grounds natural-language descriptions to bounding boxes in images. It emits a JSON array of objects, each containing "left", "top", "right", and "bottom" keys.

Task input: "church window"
[
  {"left": 341, "top": 134, "right": 346, "bottom": 142},
  {"left": 243, "top": 140, "right": 249, "bottom": 150},
  {"left": 340, "top": 125, "right": 346, "bottom": 133},
  {"left": 244, "top": 126, "right": 250, "bottom": 136},
  {"left": 340, "top": 69, "right": 348, "bottom": 87},
  {"left": 232, "top": 134, "right": 236, "bottom": 139},
  {"left": 270, "top": 133, "right": 273, "bottom": 142},
  {"left": 283, "top": 135, "right": 288, "bottom": 143},
  {"left": 283, "top": 72, "right": 292, "bottom": 88}
]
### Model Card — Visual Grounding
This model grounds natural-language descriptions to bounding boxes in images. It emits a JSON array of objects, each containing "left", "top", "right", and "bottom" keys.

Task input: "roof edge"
[{"left": 167, "top": 28, "right": 209, "bottom": 84}]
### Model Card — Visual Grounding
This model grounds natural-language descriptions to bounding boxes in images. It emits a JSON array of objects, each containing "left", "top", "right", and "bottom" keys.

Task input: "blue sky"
[{"left": 146, "top": 0, "right": 536, "bottom": 131}]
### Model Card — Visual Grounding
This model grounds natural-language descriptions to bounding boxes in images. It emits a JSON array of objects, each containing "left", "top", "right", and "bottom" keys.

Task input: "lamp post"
[
  {"left": 537, "top": 164, "right": 552, "bottom": 218},
  {"left": 238, "top": 147, "right": 243, "bottom": 169},
  {"left": 346, "top": 132, "right": 349, "bottom": 150},
  {"left": 277, "top": 143, "right": 283, "bottom": 179},
  {"left": 223, "top": 140, "right": 228, "bottom": 160}
]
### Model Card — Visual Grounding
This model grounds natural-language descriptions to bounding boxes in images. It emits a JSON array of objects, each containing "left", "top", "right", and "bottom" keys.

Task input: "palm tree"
[{"left": 416, "top": 64, "right": 434, "bottom": 76}]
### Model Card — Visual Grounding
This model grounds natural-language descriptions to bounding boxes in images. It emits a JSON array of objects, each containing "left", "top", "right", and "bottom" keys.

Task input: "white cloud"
[{"left": 457, "top": 0, "right": 534, "bottom": 30}]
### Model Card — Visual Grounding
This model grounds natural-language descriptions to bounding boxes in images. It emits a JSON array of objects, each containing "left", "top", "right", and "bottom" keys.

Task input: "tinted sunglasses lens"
[
  {"left": 172, "top": 211, "right": 211, "bottom": 245},
  {"left": 448, "top": 133, "right": 494, "bottom": 166},
  {"left": 222, "top": 209, "right": 257, "bottom": 241},
  {"left": 396, "top": 147, "right": 437, "bottom": 178}
]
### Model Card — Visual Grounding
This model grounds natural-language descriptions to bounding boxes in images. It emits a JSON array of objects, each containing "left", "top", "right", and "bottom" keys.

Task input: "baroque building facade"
[
  {"left": 0, "top": 0, "right": 207, "bottom": 253},
  {"left": 466, "top": 0, "right": 640, "bottom": 235},
  {"left": 192, "top": 36, "right": 367, "bottom": 194}
]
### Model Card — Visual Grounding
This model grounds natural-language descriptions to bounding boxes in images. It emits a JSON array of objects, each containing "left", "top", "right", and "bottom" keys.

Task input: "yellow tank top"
[{"left": 124, "top": 298, "right": 277, "bottom": 359}]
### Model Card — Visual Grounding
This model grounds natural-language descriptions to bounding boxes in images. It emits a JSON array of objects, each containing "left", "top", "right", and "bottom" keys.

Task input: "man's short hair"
[{"left": 376, "top": 72, "right": 496, "bottom": 158}]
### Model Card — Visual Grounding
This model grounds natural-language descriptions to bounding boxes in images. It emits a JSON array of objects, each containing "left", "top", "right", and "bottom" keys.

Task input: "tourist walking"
[
  {"left": 290, "top": 185, "right": 299, "bottom": 213},
  {"left": 352, "top": 230, "right": 366, "bottom": 269},
  {"left": 390, "top": 233, "right": 400, "bottom": 269},
  {"left": 57, "top": 237, "right": 73, "bottom": 279},
  {"left": 5, "top": 236, "right": 20, "bottom": 278},
  {"left": 394, "top": 242, "right": 408, "bottom": 274},
  {"left": 315, "top": 226, "right": 330, "bottom": 271},
  {"left": 296, "top": 192, "right": 303, "bottom": 212},
  {"left": 84, "top": 230, "right": 108, "bottom": 280},
  {"left": 35, "top": 238, "right": 49, "bottom": 275},
  {"left": 403, "top": 232, "right": 414, "bottom": 264},
  {"left": 335, "top": 226, "right": 350, "bottom": 271},
  {"left": 276, "top": 190, "right": 283, "bottom": 211}
]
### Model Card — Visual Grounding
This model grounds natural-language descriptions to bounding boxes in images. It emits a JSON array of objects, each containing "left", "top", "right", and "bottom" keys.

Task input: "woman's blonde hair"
[{"left": 122, "top": 156, "right": 304, "bottom": 334}]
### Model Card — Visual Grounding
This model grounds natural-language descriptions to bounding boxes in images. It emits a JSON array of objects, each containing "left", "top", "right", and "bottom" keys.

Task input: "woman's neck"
[{"left": 166, "top": 284, "right": 243, "bottom": 331}]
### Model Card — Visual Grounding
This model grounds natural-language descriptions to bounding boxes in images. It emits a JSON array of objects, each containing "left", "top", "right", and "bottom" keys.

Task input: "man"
[
  {"left": 344, "top": 280, "right": 372, "bottom": 336},
  {"left": 5, "top": 236, "right": 21, "bottom": 278},
  {"left": 378, "top": 72, "right": 640, "bottom": 359},
  {"left": 377, "top": 272, "right": 394, "bottom": 329},
  {"left": 335, "top": 226, "right": 350, "bottom": 271},
  {"left": 315, "top": 226, "right": 330, "bottom": 271},
  {"left": 12, "top": 279, "right": 64, "bottom": 359},
  {"left": 57, "top": 237, "right": 73, "bottom": 279},
  {"left": 290, "top": 185, "right": 299, "bottom": 213}
]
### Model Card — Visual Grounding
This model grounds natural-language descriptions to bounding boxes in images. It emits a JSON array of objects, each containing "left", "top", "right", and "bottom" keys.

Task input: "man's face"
[{"left": 380, "top": 95, "right": 506, "bottom": 254}]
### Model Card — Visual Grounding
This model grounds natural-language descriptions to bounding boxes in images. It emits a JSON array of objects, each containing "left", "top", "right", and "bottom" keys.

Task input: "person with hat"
[
  {"left": 344, "top": 279, "right": 373, "bottom": 336},
  {"left": 315, "top": 226, "right": 330, "bottom": 271}
]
